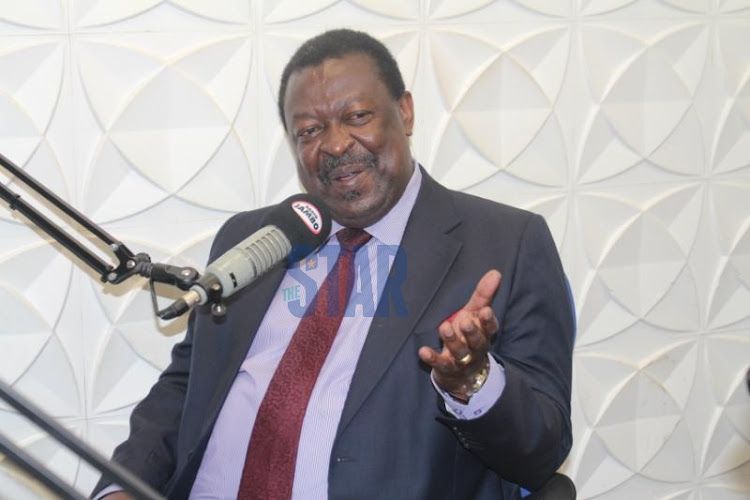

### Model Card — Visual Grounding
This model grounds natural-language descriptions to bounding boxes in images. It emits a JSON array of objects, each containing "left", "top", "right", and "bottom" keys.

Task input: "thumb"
[{"left": 464, "top": 270, "right": 501, "bottom": 312}]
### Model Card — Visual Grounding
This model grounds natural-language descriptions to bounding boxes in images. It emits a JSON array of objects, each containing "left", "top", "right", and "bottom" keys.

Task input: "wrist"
[{"left": 447, "top": 356, "right": 491, "bottom": 404}]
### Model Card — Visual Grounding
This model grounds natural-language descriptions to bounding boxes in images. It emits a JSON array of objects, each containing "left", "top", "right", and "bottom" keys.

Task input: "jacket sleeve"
[{"left": 438, "top": 213, "right": 575, "bottom": 491}]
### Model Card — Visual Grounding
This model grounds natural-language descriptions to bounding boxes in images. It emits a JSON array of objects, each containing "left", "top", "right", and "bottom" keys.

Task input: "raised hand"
[{"left": 418, "top": 270, "right": 501, "bottom": 401}]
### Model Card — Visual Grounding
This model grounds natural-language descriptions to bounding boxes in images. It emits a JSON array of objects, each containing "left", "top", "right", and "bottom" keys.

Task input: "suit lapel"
[{"left": 337, "top": 170, "right": 462, "bottom": 436}]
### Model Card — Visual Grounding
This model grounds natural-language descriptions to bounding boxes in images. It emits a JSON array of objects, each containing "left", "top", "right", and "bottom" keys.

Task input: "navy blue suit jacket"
[{"left": 97, "top": 169, "right": 574, "bottom": 499}]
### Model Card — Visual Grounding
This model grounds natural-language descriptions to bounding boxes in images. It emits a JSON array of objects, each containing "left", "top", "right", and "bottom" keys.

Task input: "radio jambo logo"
[{"left": 292, "top": 202, "right": 323, "bottom": 234}]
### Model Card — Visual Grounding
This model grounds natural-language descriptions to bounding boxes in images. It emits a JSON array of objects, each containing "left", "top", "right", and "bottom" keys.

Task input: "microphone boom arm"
[
  {"left": 0, "top": 152, "right": 200, "bottom": 287},
  {"left": 0, "top": 379, "right": 164, "bottom": 499}
]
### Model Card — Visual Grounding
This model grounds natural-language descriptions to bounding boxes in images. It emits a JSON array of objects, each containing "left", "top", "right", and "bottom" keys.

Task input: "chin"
[{"left": 344, "top": 203, "right": 390, "bottom": 228}]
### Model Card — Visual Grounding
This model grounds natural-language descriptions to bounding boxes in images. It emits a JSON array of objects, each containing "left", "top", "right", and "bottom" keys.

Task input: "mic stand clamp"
[
  {"left": 154, "top": 272, "right": 227, "bottom": 321},
  {"left": 195, "top": 273, "right": 227, "bottom": 318},
  {"left": 206, "top": 282, "right": 227, "bottom": 318},
  {"left": 130, "top": 259, "right": 208, "bottom": 320}
]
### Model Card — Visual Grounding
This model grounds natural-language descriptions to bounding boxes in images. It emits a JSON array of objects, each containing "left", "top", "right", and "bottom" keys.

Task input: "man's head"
[
  {"left": 278, "top": 29, "right": 407, "bottom": 132},
  {"left": 279, "top": 29, "right": 415, "bottom": 228}
]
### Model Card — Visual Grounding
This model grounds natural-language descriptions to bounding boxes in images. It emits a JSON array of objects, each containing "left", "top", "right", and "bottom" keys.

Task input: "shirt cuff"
[
  {"left": 93, "top": 484, "right": 124, "bottom": 499},
  {"left": 431, "top": 354, "right": 505, "bottom": 419}
]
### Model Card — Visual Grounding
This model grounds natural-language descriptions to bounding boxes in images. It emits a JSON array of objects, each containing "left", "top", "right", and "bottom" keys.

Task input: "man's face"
[{"left": 283, "top": 53, "right": 415, "bottom": 228}]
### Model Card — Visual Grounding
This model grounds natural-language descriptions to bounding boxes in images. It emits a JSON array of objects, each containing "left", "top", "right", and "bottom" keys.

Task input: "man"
[{"left": 95, "top": 29, "right": 574, "bottom": 499}]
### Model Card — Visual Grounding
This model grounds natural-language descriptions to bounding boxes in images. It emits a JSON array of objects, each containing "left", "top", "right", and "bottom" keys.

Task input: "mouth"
[
  {"left": 318, "top": 152, "right": 376, "bottom": 187},
  {"left": 331, "top": 166, "right": 364, "bottom": 183}
]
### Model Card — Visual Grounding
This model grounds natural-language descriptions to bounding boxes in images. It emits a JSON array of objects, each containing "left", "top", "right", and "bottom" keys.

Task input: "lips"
[
  {"left": 331, "top": 166, "right": 364, "bottom": 182},
  {"left": 318, "top": 152, "right": 376, "bottom": 186}
]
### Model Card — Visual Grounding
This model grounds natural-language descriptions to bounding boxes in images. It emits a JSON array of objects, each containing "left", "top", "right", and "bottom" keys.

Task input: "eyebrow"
[{"left": 289, "top": 96, "right": 371, "bottom": 124}]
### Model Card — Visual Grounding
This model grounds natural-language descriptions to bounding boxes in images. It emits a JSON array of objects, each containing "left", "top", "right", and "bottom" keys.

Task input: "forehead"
[{"left": 284, "top": 53, "right": 391, "bottom": 115}]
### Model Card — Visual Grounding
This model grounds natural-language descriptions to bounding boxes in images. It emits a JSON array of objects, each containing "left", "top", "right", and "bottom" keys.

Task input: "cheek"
[
  {"left": 295, "top": 146, "right": 320, "bottom": 178},
  {"left": 353, "top": 131, "right": 384, "bottom": 154}
]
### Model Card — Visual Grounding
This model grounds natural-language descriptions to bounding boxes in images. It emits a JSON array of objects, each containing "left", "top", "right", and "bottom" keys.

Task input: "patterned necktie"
[{"left": 237, "top": 228, "right": 372, "bottom": 500}]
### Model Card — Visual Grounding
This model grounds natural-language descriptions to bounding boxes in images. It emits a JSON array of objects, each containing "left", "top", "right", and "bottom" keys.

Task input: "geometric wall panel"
[
  {"left": 426, "top": 26, "right": 570, "bottom": 189},
  {"left": 0, "top": 1, "right": 64, "bottom": 30},
  {"left": 0, "top": 39, "right": 66, "bottom": 170},
  {"left": 76, "top": 35, "right": 255, "bottom": 220},
  {"left": 714, "top": 20, "right": 750, "bottom": 175},
  {"left": 263, "top": 0, "right": 420, "bottom": 23},
  {"left": 702, "top": 334, "right": 750, "bottom": 476},
  {"left": 706, "top": 182, "right": 750, "bottom": 328},
  {"left": 0, "top": 245, "right": 72, "bottom": 385},
  {"left": 574, "top": 183, "right": 704, "bottom": 345},
  {"left": 74, "top": 0, "right": 253, "bottom": 27},
  {"left": 579, "top": 23, "right": 709, "bottom": 182}
]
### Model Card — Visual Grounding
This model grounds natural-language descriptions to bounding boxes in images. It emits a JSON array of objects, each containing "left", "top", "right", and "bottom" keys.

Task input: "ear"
[{"left": 398, "top": 91, "right": 415, "bottom": 137}]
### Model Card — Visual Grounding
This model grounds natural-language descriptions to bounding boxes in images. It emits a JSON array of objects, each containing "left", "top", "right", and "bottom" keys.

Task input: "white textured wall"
[{"left": 0, "top": 1, "right": 749, "bottom": 498}]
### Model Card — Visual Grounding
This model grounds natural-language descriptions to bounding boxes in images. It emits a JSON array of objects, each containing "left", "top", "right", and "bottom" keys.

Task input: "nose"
[{"left": 320, "top": 122, "right": 353, "bottom": 157}]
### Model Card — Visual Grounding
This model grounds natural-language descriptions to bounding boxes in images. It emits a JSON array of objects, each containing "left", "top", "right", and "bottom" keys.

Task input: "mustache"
[{"left": 318, "top": 152, "right": 377, "bottom": 185}]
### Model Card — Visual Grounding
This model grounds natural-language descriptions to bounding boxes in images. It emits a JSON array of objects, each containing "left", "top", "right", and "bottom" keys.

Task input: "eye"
[
  {"left": 348, "top": 110, "right": 373, "bottom": 125},
  {"left": 296, "top": 125, "right": 319, "bottom": 139}
]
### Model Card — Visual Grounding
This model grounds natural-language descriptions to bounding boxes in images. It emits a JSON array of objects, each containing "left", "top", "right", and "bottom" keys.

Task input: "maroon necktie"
[{"left": 237, "top": 228, "right": 372, "bottom": 500}]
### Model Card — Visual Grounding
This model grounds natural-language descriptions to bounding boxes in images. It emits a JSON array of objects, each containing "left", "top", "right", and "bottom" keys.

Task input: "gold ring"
[{"left": 457, "top": 353, "right": 472, "bottom": 366}]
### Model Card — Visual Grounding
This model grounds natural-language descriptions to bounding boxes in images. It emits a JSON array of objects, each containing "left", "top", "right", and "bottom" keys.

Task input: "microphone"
[{"left": 159, "top": 194, "right": 331, "bottom": 319}]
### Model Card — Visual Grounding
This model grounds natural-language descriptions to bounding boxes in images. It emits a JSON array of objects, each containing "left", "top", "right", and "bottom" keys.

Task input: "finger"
[
  {"left": 464, "top": 270, "right": 502, "bottom": 312},
  {"left": 463, "top": 323, "right": 489, "bottom": 352},
  {"left": 418, "top": 346, "right": 439, "bottom": 366},
  {"left": 439, "top": 320, "right": 471, "bottom": 361},
  {"left": 462, "top": 317, "right": 495, "bottom": 358},
  {"left": 457, "top": 313, "right": 484, "bottom": 347},
  {"left": 418, "top": 346, "right": 455, "bottom": 372},
  {"left": 477, "top": 306, "right": 499, "bottom": 336}
]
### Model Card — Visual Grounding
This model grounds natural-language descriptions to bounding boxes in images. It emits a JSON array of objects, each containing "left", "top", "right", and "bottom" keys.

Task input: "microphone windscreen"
[{"left": 263, "top": 194, "right": 331, "bottom": 260}]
